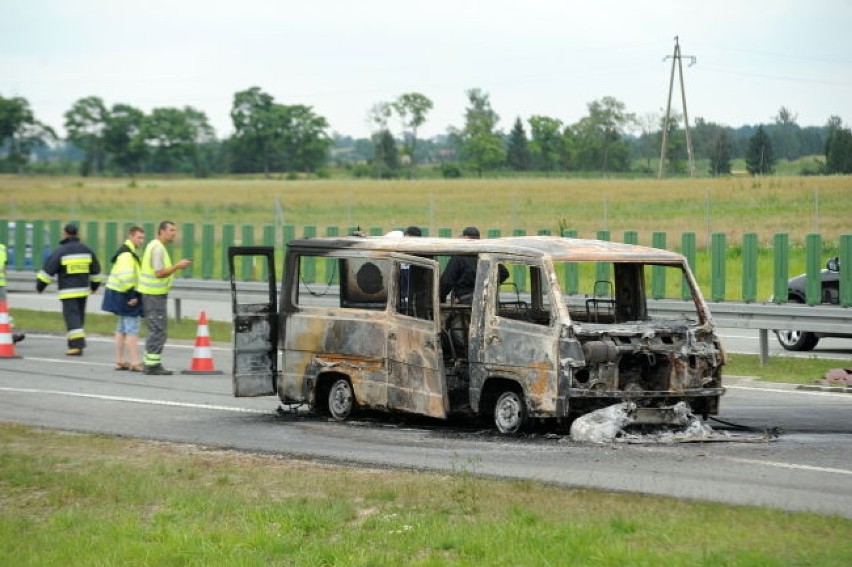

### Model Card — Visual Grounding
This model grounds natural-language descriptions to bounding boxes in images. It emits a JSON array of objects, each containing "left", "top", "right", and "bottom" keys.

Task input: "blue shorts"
[{"left": 115, "top": 316, "right": 141, "bottom": 336}]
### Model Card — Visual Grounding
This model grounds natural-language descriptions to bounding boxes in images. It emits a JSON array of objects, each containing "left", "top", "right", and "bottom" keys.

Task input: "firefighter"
[{"left": 36, "top": 224, "right": 103, "bottom": 355}]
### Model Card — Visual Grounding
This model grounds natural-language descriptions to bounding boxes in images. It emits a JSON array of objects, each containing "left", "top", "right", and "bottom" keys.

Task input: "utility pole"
[{"left": 658, "top": 36, "right": 697, "bottom": 178}]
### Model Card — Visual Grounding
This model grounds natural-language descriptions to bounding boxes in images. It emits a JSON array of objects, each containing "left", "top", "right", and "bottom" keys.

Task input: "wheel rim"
[
  {"left": 329, "top": 380, "right": 353, "bottom": 420},
  {"left": 495, "top": 392, "right": 523, "bottom": 434},
  {"left": 777, "top": 330, "right": 801, "bottom": 346}
]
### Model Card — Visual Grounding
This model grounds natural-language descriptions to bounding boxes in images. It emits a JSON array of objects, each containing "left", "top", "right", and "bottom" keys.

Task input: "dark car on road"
[{"left": 775, "top": 257, "right": 850, "bottom": 351}]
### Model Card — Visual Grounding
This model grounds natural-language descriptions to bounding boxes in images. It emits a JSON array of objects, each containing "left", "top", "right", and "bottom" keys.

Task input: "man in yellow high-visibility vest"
[{"left": 138, "top": 221, "right": 191, "bottom": 375}]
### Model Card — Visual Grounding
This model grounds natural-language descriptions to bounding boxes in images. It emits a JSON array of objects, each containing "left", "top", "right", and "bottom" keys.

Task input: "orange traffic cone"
[
  {"left": 0, "top": 299, "right": 22, "bottom": 359},
  {"left": 181, "top": 311, "right": 222, "bottom": 375}
]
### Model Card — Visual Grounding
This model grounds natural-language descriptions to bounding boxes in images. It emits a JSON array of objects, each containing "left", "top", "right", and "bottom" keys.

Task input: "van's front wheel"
[
  {"left": 328, "top": 378, "right": 355, "bottom": 421},
  {"left": 494, "top": 390, "right": 527, "bottom": 434}
]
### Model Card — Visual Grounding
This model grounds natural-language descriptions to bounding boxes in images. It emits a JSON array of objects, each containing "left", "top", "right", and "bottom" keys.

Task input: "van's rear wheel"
[
  {"left": 494, "top": 390, "right": 527, "bottom": 434},
  {"left": 328, "top": 378, "right": 355, "bottom": 421}
]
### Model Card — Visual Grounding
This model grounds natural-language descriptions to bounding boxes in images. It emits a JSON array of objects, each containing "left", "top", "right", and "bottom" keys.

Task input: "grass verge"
[
  {"left": 10, "top": 307, "right": 232, "bottom": 343},
  {"left": 725, "top": 353, "right": 845, "bottom": 385},
  {"left": 1, "top": 424, "right": 850, "bottom": 566}
]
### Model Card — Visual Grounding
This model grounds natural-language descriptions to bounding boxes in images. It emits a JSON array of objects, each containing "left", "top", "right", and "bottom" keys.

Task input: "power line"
[{"left": 658, "top": 36, "right": 696, "bottom": 178}]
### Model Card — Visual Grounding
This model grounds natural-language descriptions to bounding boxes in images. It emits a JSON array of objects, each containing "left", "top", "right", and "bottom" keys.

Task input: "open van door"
[
  {"left": 228, "top": 246, "right": 278, "bottom": 397},
  {"left": 387, "top": 254, "right": 447, "bottom": 418}
]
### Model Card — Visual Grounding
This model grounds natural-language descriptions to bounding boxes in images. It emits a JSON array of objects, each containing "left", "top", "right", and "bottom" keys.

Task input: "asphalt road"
[{"left": 2, "top": 332, "right": 851, "bottom": 518}]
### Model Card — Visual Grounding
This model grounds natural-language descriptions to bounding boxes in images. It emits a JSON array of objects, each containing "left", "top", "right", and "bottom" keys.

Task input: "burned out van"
[{"left": 229, "top": 236, "right": 724, "bottom": 434}]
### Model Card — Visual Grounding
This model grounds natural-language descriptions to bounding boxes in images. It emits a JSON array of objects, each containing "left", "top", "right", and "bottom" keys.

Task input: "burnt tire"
[
  {"left": 493, "top": 390, "right": 527, "bottom": 435},
  {"left": 328, "top": 378, "right": 355, "bottom": 421},
  {"left": 775, "top": 297, "right": 819, "bottom": 351}
]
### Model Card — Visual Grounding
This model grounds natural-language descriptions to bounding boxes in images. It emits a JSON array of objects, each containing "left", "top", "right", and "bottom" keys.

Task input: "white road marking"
[
  {"left": 717, "top": 456, "right": 852, "bottom": 477},
  {"left": 17, "top": 356, "right": 114, "bottom": 368},
  {"left": 0, "top": 386, "right": 268, "bottom": 414},
  {"left": 727, "top": 384, "right": 852, "bottom": 399}
]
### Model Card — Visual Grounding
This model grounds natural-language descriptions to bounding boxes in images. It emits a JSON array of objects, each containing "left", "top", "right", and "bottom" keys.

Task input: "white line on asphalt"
[
  {"left": 0, "top": 386, "right": 269, "bottom": 414},
  {"left": 717, "top": 456, "right": 852, "bottom": 477},
  {"left": 19, "top": 356, "right": 114, "bottom": 368}
]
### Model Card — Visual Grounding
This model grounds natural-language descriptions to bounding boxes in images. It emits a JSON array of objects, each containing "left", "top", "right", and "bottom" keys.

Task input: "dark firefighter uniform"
[{"left": 36, "top": 228, "right": 103, "bottom": 354}]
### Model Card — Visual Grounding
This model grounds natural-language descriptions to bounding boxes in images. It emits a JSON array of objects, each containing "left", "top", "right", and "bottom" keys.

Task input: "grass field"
[
  {"left": 1, "top": 174, "right": 850, "bottom": 245},
  {"left": 2, "top": 425, "right": 850, "bottom": 566}
]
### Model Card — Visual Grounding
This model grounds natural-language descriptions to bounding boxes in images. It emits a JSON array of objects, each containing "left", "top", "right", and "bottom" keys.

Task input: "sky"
[{"left": 2, "top": 0, "right": 851, "bottom": 140}]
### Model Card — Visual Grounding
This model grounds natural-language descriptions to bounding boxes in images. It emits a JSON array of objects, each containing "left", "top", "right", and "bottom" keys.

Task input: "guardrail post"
[
  {"left": 711, "top": 232, "right": 726, "bottom": 302},
  {"left": 742, "top": 232, "right": 758, "bottom": 303},
  {"left": 840, "top": 234, "right": 852, "bottom": 307},
  {"left": 759, "top": 330, "right": 769, "bottom": 366},
  {"left": 513, "top": 229, "right": 527, "bottom": 291},
  {"left": 772, "top": 233, "right": 789, "bottom": 303},
  {"left": 369, "top": 227, "right": 383, "bottom": 236},
  {"left": 487, "top": 228, "right": 501, "bottom": 239},
  {"left": 806, "top": 233, "right": 822, "bottom": 305},
  {"left": 537, "top": 228, "right": 551, "bottom": 236},
  {"left": 623, "top": 230, "right": 638, "bottom": 245},
  {"left": 651, "top": 231, "right": 666, "bottom": 299},
  {"left": 562, "top": 229, "right": 578, "bottom": 295},
  {"left": 221, "top": 224, "right": 235, "bottom": 281},
  {"left": 681, "top": 232, "right": 696, "bottom": 301}
]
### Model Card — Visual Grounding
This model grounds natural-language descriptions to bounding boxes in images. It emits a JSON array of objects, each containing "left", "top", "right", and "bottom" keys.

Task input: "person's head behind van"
[{"left": 461, "top": 226, "right": 480, "bottom": 239}]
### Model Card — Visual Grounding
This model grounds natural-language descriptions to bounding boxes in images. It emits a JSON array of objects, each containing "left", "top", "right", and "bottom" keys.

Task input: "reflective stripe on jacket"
[
  {"left": 106, "top": 240, "right": 140, "bottom": 293},
  {"left": 0, "top": 243, "right": 6, "bottom": 287},
  {"left": 36, "top": 236, "right": 102, "bottom": 299},
  {"left": 138, "top": 239, "right": 173, "bottom": 295}
]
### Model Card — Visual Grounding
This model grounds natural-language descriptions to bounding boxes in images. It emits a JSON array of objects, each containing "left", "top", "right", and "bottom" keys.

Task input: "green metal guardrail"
[{"left": 1, "top": 218, "right": 849, "bottom": 308}]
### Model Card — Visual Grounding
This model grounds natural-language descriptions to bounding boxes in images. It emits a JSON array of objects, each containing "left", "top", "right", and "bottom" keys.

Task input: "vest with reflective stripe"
[
  {"left": 106, "top": 240, "right": 140, "bottom": 292},
  {"left": 138, "top": 239, "right": 173, "bottom": 295},
  {"left": 0, "top": 243, "right": 6, "bottom": 287}
]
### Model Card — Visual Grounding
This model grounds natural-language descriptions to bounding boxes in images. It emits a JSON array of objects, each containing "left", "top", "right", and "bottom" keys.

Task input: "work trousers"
[
  {"left": 61, "top": 296, "right": 87, "bottom": 349},
  {"left": 143, "top": 294, "right": 168, "bottom": 367}
]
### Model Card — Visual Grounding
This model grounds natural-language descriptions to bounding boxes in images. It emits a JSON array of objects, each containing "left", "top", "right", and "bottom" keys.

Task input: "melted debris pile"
[{"left": 570, "top": 401, "right": 758, "bottom": 444}]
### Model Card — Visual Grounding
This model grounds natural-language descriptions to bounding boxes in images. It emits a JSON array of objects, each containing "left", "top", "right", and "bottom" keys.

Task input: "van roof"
[{"left": 288, "top": 235, "right": 686, "bottom": 264}]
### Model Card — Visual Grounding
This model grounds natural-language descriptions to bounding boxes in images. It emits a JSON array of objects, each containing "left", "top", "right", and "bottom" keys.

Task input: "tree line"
[{"left": 2, "top": 87, "right": 851, "bottom": 178}]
